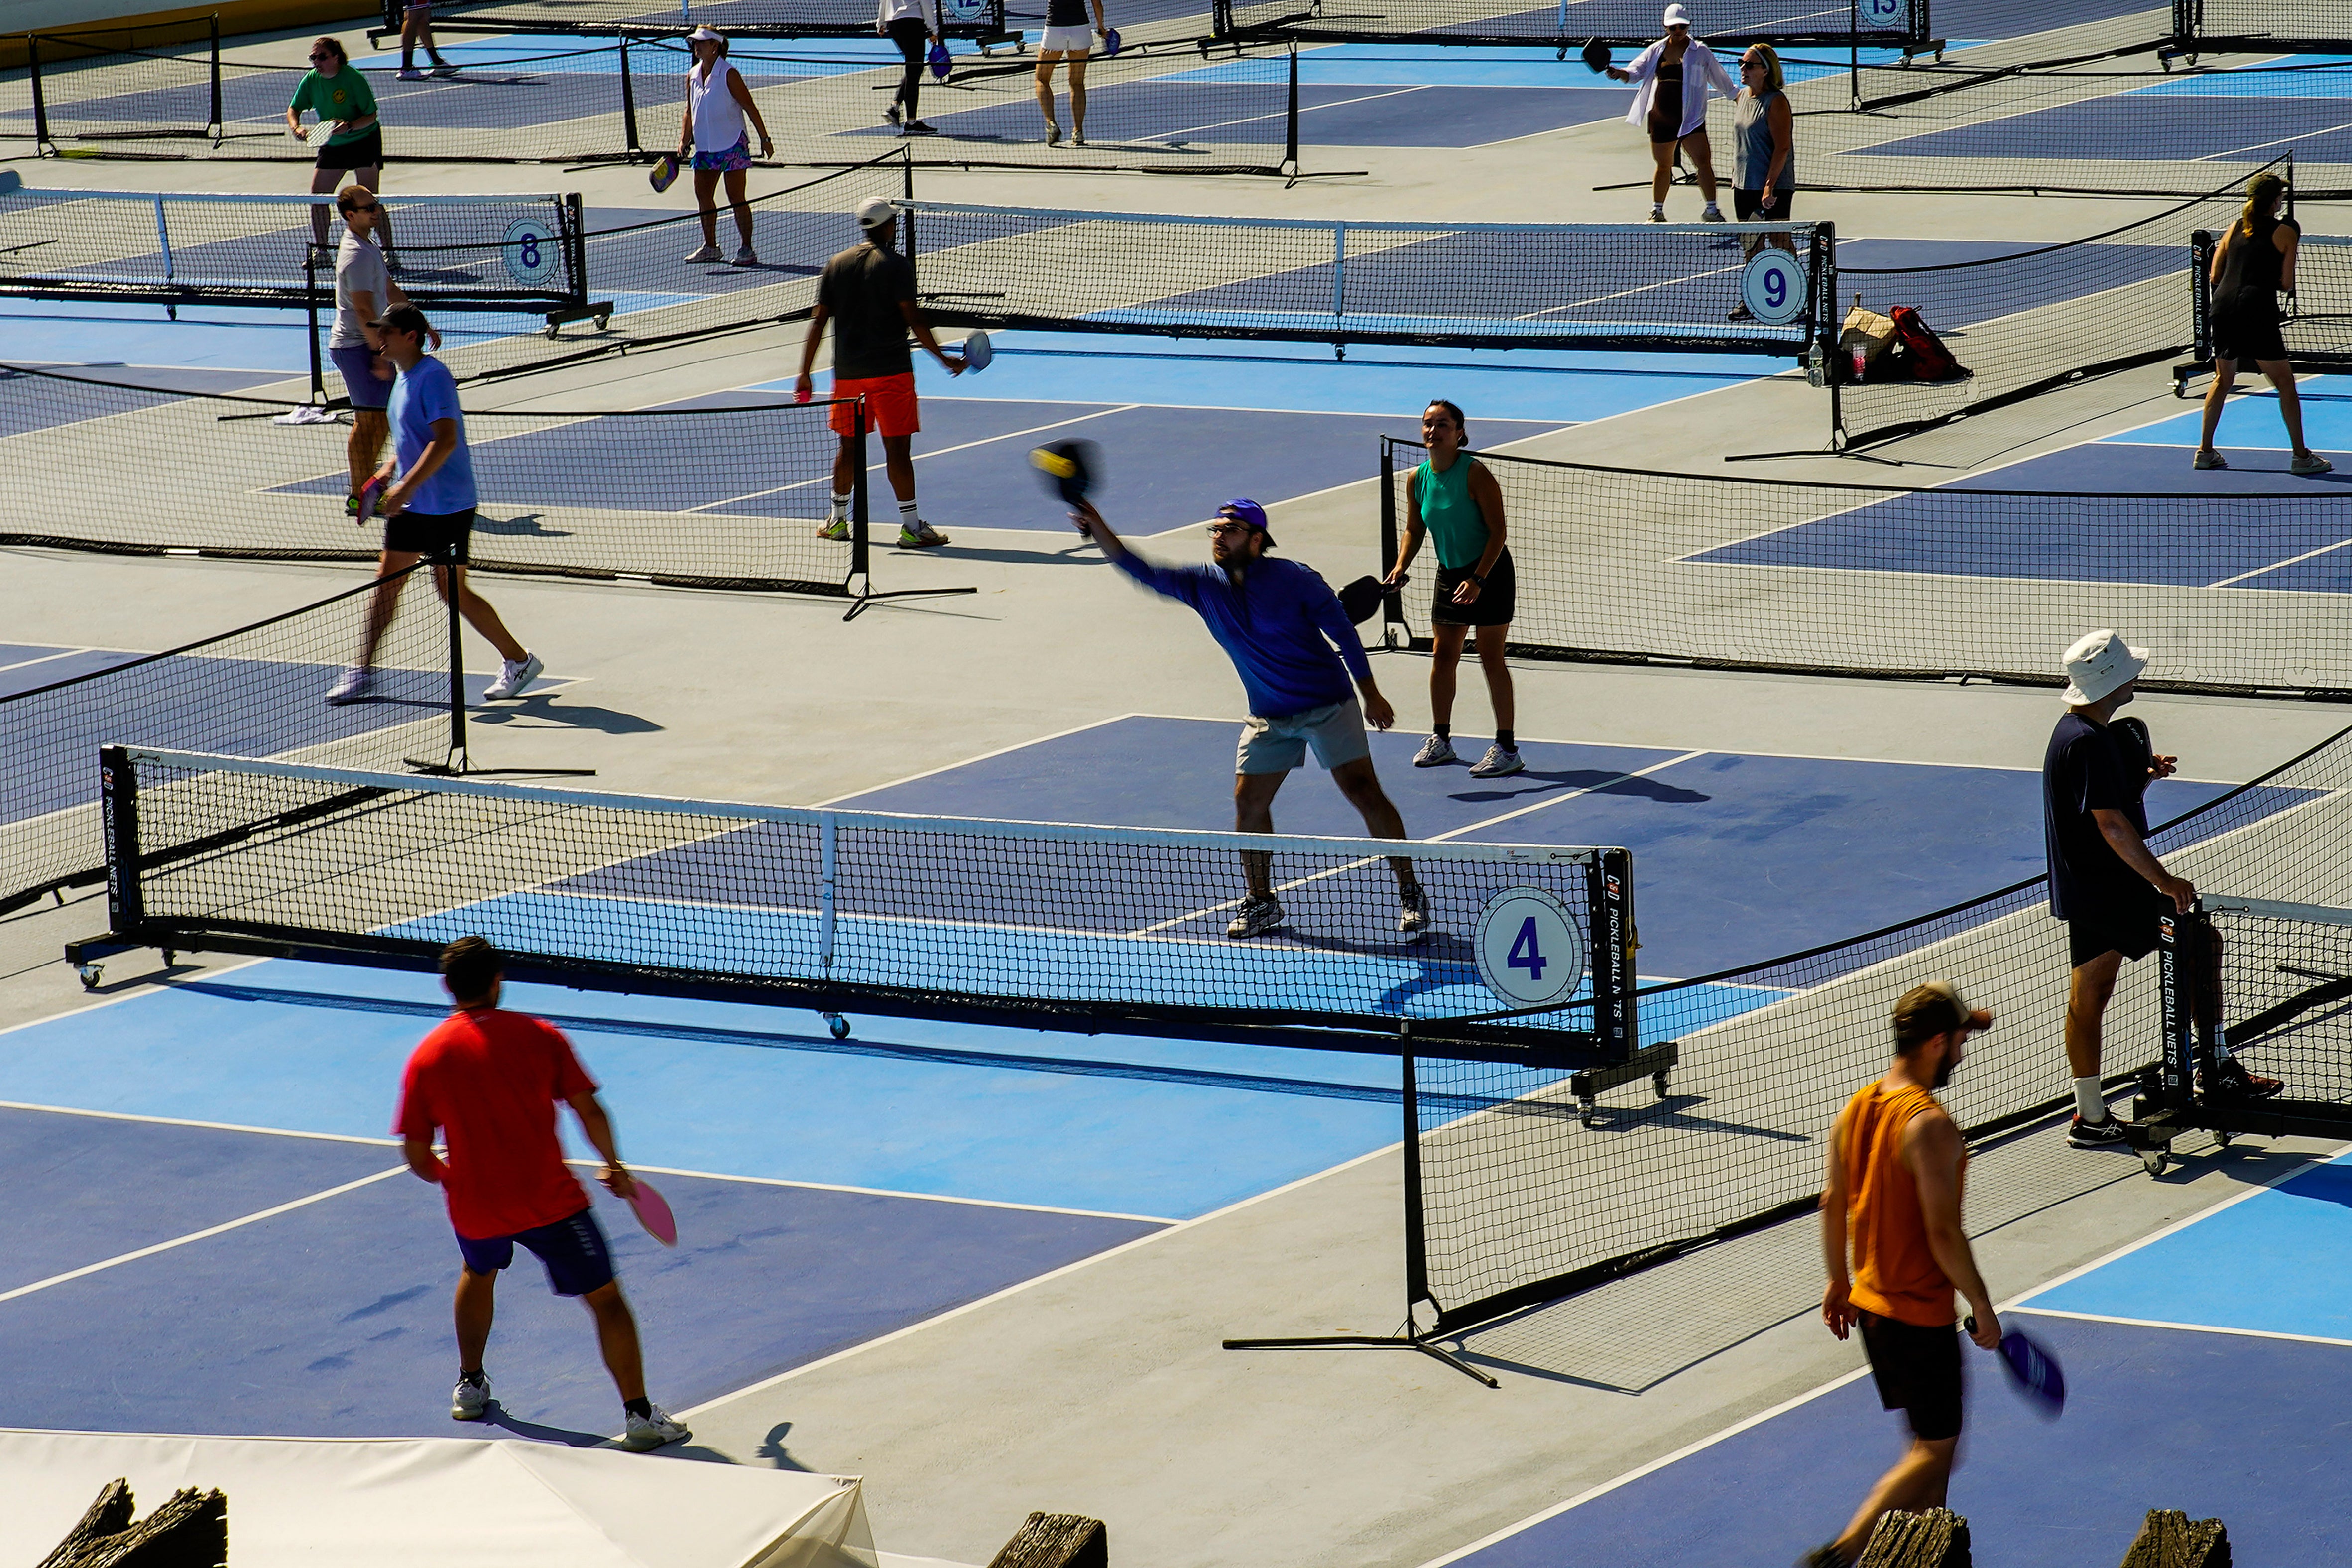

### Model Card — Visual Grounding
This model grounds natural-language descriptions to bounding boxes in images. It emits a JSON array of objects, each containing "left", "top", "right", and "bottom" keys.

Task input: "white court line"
[
  {"left": 2204, "top": 533, "right": 2352, "bottom": 589},
  {"left": 684, "top": 404, "right": 1143, "bottom": 512},
  {"left": 811, "top": 712, "right": 1145, "bottom": 806},
  {"left": 0, "top": 647, "right": 96, "bottom": 676},
  {"left": 581, "top": 1157, "right": 1174, "bottom": 1225},
  {"left": 0, "top": 1097, "right": 396, "bottom": 1147},
  {"left": 2010, "top": 1305, "right": 2352, "bottom": 1351},
  {"left": 678, "top": 1138, "right": 1403, "bottom": 1420},
  {"left": 0, "top": 1165, "right": 407, "bottom": 1306}
]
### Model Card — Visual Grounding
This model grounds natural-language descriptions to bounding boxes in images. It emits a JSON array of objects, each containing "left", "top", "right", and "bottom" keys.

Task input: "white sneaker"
[
  {"left": 732, "top": 244, "right": 759, "bottom": 266},
  {"left": 451, "top": 1373, "right": 491, "bottom": 1420},
  {"left": 1226, "top": 892, "right": 1284, "bottom": 939},
  {"left": 1701, "top": 205, "right": 1726, "bottom": 222},
  {"left": 816, "top": 517, "right": 850, "bottom": 541},
  {"left": 485, "top": 652, "right": 543, "bottom": 701},
  {"left": 1468, "top": 743, "right": 1524, "bottom": 778},
  {"left": 1648, "top": 206, "right": 1666, "bottom": 223},
  {"left": 1046, "top": 121, "right": 1062, "bottom": 145},
  {"left": 621, "top": 1404, "right": 691, "bottom": 1451},
  {"left": 396, "top": 66, "right": 425, "bottom": 80},
  {"left": 2292, "top": 452, "right": 2334, "bottom": 476},
  {"left": 682, "top": 243, "right": 722, "bottom": 263},
  {"left": 326, "top": 667, "right": 373, "bottom": 705},
  {"left": 1412, "top": 733, "right": 1457, "bottom": 767},
  {"left": 896, "top": 521, "right": 949, "bottom": 549}
]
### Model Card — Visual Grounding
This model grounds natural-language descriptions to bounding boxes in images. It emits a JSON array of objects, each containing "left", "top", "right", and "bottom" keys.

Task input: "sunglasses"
[
  {"left": 347, "top": 201, "right": 380, "bottom": 213},
  {"left": 1205, "top": 522, "right": 1254, "bottom": 537}
]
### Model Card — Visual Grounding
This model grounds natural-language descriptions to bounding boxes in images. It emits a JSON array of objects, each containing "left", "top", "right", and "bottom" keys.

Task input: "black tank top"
[
  {"left": 2230, "top": 213, "right": 2294, "bottom": 300},
  {"left": 1047, "top": 0, "right": 1088, "bottom": 24}
]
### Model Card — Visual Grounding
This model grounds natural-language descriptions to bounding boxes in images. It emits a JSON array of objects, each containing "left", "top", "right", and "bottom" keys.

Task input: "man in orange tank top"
[{"left": 1802, "top": 982, "right": 2003, "bottom": 1568}]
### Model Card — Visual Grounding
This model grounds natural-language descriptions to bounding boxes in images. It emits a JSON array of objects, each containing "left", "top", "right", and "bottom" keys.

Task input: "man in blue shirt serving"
[
  {"left": 1074, "top": 496, "right": 1427, "bottom": 940},
  {"left": 331, "top": 304, "right": 543, "bottom": 706}
]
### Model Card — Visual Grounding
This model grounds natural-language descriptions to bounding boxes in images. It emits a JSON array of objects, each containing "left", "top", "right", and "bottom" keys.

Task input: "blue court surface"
[{"left": 1440, "top": 1150, "right": 2352, "bottom": 1567}]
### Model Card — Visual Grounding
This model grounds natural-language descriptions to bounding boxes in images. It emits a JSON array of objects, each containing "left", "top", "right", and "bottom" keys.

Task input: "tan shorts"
[{"left": 1236, "top": 698, "right": 1370, "bottom": 776}]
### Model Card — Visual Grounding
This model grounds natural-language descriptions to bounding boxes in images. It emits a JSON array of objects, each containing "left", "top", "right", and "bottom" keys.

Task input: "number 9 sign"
[
  {"left": 1738, "top": 248, "right": 1810, "bottom": 327},
  {"left": 1473, "top": 886, "right": 1587, "bottom": 1009},
  {"left": 502, "top": 218, "right": 562, "bottom": 287}
]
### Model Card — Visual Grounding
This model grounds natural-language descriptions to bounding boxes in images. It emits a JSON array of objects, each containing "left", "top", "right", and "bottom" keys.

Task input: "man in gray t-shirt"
[
  {"left": 328, "top": 186, "right": 427, "bottom": 518},
  {"left": 793, "top": 194, "right": 970, "bottom": 549}
]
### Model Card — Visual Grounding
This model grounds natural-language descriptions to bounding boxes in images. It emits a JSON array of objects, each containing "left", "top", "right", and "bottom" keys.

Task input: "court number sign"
[
  {"left": 1473, "top": 886, "right": 1586, "bottom": 1010},
  {"left": 1739, "top": 250, "right": 1810, "bottom": 327},
  {"left": 1860, "top": 0, "right": 1907, "bottom": 25},
  {"left": 501, "top": 219, "right": 561, "bottom": 287},
  {"left": 945, "top": 0, "right": 990, "bottom": 18}
]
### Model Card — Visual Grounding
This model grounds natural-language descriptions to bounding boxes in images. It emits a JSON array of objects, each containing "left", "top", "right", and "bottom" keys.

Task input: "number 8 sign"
[
  {"left": 501, "top": 218, "right": 561, "bottom": 287},
  {"left": 1738, "top": 249, "right": 1810, "bottom": 327},
  {"left": 1473, "top": 887, "right": 1587, "bottom": 1009}
]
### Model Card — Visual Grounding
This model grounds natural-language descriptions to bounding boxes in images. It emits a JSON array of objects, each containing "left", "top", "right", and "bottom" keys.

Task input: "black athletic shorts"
[
  {"left": 315, "top": 127, "right": 385, "bottom": 171},
  {"left": 2067, "top": 892, "right": 2162, "bottom": 969},
  {"left": 1858, "top": 1309, "right": 1963, "bottom": 1442},
  {"left": 2211, "top": 293, "right": 2287, "bottom": 364},
  {"left": 1432, "top": 550, "right": 1515, "bottom": 628},
  {"left": 1733, "top": 187, "right": 1794, "bottom": 221},
  {"left": 385, "top": 506, "right": 474, "bottom": 561}
]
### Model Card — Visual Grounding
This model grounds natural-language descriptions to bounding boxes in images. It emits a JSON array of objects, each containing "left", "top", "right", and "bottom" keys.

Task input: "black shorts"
[
  {"left": 1858, "top": 1309, "right": 1963, "bottom": 1442},
  {"left": 456, "top": 1207, "right": 614, "bottom": 1298},
  {"left": 315, "top": 127, "right": 385, "bottom": 171},
  {"left": 385, "top": 506, "right": 473, "bottom": 560},
  {"left": 2067, "top": 893, "right": 2161, "bottom": 968},
  {"left": 2211, "top": 294, "right": 2287, "bottom": 364},
  {"left": 1432, "top": 551, "right": 1515, "bottom": 628},
  {"left": 1734, "top": 187, "right": 1794, "bottom": 221}
]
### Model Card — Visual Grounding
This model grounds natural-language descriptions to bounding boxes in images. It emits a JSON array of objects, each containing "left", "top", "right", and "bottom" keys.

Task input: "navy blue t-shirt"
[{"left": 2043, "top": 712, "right": 2150, "bottom": 921}]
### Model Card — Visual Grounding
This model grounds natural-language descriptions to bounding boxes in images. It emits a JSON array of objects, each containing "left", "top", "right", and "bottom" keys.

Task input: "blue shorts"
[
  {"left": 329, "top": 343, "right": 393, "bottom": 410},
  {"left": 457, "top": 1206, "right": 614, "bottom": 1297}
]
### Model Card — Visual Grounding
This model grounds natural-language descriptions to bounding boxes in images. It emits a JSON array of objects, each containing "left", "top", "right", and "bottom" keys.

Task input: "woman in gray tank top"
[{"left": 1726, "top": 44, "right": 1797, "bottom": 321}]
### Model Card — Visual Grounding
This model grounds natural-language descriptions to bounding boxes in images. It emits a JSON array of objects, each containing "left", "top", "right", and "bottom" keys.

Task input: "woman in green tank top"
[{"left": 1382, "top": 399, "right": 1520, "bottom": 778}]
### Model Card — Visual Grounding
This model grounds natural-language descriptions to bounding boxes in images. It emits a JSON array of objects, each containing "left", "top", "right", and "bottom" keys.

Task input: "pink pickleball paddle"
[{"left": 626, "top": 1177, "right": 677, "bottom": 1247}]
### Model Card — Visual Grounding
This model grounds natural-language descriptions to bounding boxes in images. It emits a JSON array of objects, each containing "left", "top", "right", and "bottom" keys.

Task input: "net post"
[
  {"left": 819, "top": 810, "right": 838, "bottom": 973},
  {"left": 1377, "top": 436, "right": 1407, "bottom": 650},
  {"left": 442, "top": 549, "right": 468, "bottom": 770},
  {"left": 1285, "top": 45, "right": 1300, "bottom": 178},
  {"left": 1849, "top": 0, "right": 1859, "bottom": 108},
  {"left": 1590, "top": 847, "right": 1637, "bottom": 1063},
  {"left": 851, "top": 398, "right": 871, "bottom": 583},
  {"left": 564, "top": 194, "right": 589, "bottom": 312},
  {"left": 618, "top": 36, "right": 641, "bottom": 156},
  {"left": 1400, "top": 1046, "right": 1433, "bottom": 1320},
  {"left": 305, "top": 249, "right": 326, "bottom": 406},
  {"left": 207, "top": 15, "right": 223, "bottom": 143},
  {"left": 2157, "top": 905, "right": 2195, "bottom": 1112},
  {"left": 99, "top": 746, "right": 144, "bottom": 937},
  {"left": 29, "top": 34, "right": 50, "bottom": 153},
  {"left": 2189, "top": 228, "right": 2214, "bottom": 370}
]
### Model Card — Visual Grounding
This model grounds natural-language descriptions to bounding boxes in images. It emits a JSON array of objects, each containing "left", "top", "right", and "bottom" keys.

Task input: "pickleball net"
[
  {"left": 1213, "top": 0, "right": 1933, "bottom": 49},
  {"left": 76, "top": 747, "right": 1638, "bottom": 1063},
  {"left": 2173, "top": 0, "right": 2352, "bottom": 53},
  {"left": 0, "top": 565, "right": 456, "bottom": 919},
  {"left": 2188, "top": 898, "right": 2352, "bottom": 1105},
  {"left": 376, "top": 0, "right": 1016, "bottom": 41},
  {"left": 2191, "top": 228, "right": 2352, "bottom": 372},
  {"left": 1407, "top": 721, "right": 2352, "bottom": 1334}
]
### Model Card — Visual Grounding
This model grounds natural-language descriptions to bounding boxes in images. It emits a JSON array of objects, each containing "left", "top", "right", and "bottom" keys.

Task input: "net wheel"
[
  {"left": 594, "top": 312, "right": 611, "bottom": 331},
  {"left": 162, "top": 948, "right": 176, "bottom": 967},
  {"left": 77, "top": 965, "right": 102, "bottom": 991},
  {"left": 2215, "top": 1129, "right": 2234, "bottom": 1150},
  {"left": 2140, "top": 1145, "right": 2168, "bottom": 1177},
  {"left": 827, "top": 1013, "right": 850, "bottom": 1040},
  {"left": 1652, "top": 1071, "right": 1670, "bottom": 1099},
  {"left": 1577, "top": 1098, "right": 1597, "bottom": 1128},
  {"left": 543, "top": 323, "right": 561, "bottom": 340}
]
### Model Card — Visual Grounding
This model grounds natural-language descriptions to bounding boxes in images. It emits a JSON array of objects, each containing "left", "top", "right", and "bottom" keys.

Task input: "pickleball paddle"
[
  {"left": 355, "top": 474, "right": 386, "bottom": 526},
  {"left": 962, "top": 329, "right": 992, "bottom": 372},
  {"left": 1103, "top": 26, "right": 1123, "bottom": 54},
  {"left": 1966, "top": 1316, "right": 2065, "bottom": 1417},
  {"left": 1338, "top": 574, "right": 1393, "bottom": 625},
  {"left": 928, "top": 40, "right": 953, "bottom": 80},
  {"left": 1031, "top": 438, "right": 1099, "bottom": 506},
  {"left": 1580, "top": 38, "right": 1611, "bottom": 72},
  {"left": 649, "top": 152, "right": 680, "bottom": 193},
  {"left": 626, "top": 1177, "right": 678, "bottom": 1247}
]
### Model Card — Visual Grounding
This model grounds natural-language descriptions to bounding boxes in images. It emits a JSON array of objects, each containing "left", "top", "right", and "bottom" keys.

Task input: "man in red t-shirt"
[{"left": 395, "top": 935, "right": 689, "bottom": 1450}]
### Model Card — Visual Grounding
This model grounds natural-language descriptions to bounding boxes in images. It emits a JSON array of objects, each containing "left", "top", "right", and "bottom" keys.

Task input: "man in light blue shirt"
[
  {"left": 330, "top": 304, "right": 542, "bottom": 706},
  {"left": 1074, "top": 495, "right": 1426, "bottom": 940}
]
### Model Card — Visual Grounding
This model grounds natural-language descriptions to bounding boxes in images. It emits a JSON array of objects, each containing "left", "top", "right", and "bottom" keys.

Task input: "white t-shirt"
[
  {"left": 877, "top": 0, "right": 940, "bottom": 24},
  {"left": 332, "top": 231, "right": 391, "bottom": 350},
  {"left": 686, "top": 58, "right": 747, "bottom": 153}
]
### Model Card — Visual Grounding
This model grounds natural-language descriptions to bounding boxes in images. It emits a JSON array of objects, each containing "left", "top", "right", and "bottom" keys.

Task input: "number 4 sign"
[{"left": 1473, "top": 886, "right": 1587, "bottom": 1009}]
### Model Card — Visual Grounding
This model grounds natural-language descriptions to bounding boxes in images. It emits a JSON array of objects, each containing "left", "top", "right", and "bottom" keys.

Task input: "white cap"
[
  {"left": 855, "top": 195, "right": 896, "bottom": 229},
  {"left": 688, "top": 24, "right": 723, "bottom": 40},
  {"left": 2061, "top": 628, "right": 2149, "bottom": 705},
  {"left": 1662, "top": 3, "right": 1692, "bottom": 26}
]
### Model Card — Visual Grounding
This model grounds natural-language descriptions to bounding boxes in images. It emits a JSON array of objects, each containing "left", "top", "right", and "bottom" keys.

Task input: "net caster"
[
  {"left": 161, "top": 948, "right": 177, "bottom": 967},
  {"left": 1576, "top": 1097, "right": 1598, "bottom": 1127},
  {"left": 1652, "top": 1071, "right": 1671, "bottom": 1099},
  {"left": 2140, "top": 1142, "right": 2170, "bottom": 1177},
  {"left": 2214, "top": 1129, "right": 2234, "bottom": 1150},
  {"left": 543, "top": 323, "right": 561, "bottom": 339},
  {"left": 826, "top": 1013, "right": 850, "bottom": 1040},
  {"left": 593, "top": 312, "right": 610, "bottom": 330},
  {"left": 77, "top": 964, "right": 102, "bottom": 991}
]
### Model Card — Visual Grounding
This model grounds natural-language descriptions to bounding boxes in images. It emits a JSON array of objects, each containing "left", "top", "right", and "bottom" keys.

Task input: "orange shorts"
[{"left": 828, "top": 371, "right": 919, "bottom": 439}]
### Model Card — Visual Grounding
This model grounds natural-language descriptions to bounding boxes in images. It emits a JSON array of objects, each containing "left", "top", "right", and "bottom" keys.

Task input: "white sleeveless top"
[{"left": 686, "top": 59, "right": 747, "bottom": 153}]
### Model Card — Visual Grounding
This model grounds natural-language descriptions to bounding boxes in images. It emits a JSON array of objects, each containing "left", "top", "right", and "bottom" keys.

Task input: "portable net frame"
[
  {"left": 0, "top": 564, "right": 459, "bottom": 918},
  {"left": 1211, "top": 0, "right": 1936, "bottom": 51},
  {"left": 2183, "top": 227, "right": 2352, "bottom": 382},
  {"left": 1398, "top": 719, "right": 2352, "bottom": 1338},
  {"left": 0, "top": 362, "right": 915, "bottom": 606},
  {"left": 1375, "top": 438, "right": 2352, "bottom": 701},
  {"left": 375, "top": 0, "right": 1017, "bottom": 41},
  {"left": 3, "top": 28, "right": 1306, "bottom": 177},
  {"left": 901, "top": 200, "right": 1836, "bottom": 355},
  {"left": 70, "top": 747, "right": 1640, "bottom": 1066},
  {"left": 2169, "top": 0, "right": 2352, "bottom": 56}
]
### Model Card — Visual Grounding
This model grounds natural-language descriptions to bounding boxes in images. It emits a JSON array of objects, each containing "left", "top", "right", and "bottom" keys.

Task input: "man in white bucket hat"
[{"left": 2042, "top": 630, "right": 2278, "bottom": 1150}]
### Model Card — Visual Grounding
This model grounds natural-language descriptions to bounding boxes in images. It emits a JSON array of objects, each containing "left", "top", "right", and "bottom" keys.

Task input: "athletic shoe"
[
  {"left": 885, "top": 102, "right": 903, "bottom": 126},
  {"left": 896, "top": 522, "right": 950, "bottom": 548},
  {"left": 1226, "top": 892, "right": 1284, "bottom": 939},
  {"left": 903, "top": 120, "right": 939, "bottom": 136},
  {"left": 816, "top": 517, "right": 850, "bottom": 541},
  {"left": 1648, "top": 206, "right": 1666, "bottom": 223},
  {"left": 396, "top": 66, "right": 425, "bottom": 80},
  {"left": 2192, "top": 450, "right": 2228, "bottom": 470},
  {"left": 1398, "top": 884, "right": 1430, "bottom": 937},
  {"left": 485, "top": 652, "right": 544, "bottom": 701},
  {"left": 732, "top": 244, "right": 759, "bottom": 267},
  {"left": 1071, "top": 134, "right": 1088, "bottom": 146},
  {"left": 1046, "top": 122, "right": 1062, "bottom": 145},
  {"left": 2066, "top": 1113, "right": 2129, "bottom": 1149},
  {"left": 2204, "top": 1056, "right": 2285, "bottom": 1100},
  {"left": 621, "top": 1404, "right": 691, "bottom": 1451},
  {"left": 1469, "top": 744, "right": 1524, "bottom": 778},
  {"left": 429, "top": 59, "right": 460, "bottom": 76},
  {"left": 451, "top": 1372, "right": 491, "bottom": 1421},
  {"left": 1728, "top": 303, "right": 1754, "bottom": 322},
  {"left": 1413, "top": 733, "right": 1458, "bottom": 767},
  {"left": 1701, "top": 206, "right": 1726, "bottom": 222},
  {"left": 682, "top": 242, "right": 723, "bottom": 263},
  {"left": 326, "top": 667, "right": 374, "bottom": 705},
  {"left": 2292, "top": 452, "right": 2335, "bottom": 476}
]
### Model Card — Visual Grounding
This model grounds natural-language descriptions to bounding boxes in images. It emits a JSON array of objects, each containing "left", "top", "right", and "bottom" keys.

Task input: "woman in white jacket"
[{"left": 1608, "top": 4, "right": 1736, "bottom": 223}]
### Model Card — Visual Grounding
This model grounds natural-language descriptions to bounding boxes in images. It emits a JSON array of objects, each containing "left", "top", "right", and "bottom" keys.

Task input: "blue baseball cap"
[{"left": 1216, "top": 498, "right": 1274, "bottom": 546}]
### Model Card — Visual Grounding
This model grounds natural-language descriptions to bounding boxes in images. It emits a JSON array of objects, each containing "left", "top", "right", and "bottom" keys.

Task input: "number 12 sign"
[{"left": 1472, "top": 886, "right": 1587, "bottom": 1010}]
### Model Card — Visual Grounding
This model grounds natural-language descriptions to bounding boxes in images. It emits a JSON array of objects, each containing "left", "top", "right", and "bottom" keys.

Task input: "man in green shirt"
[{"left": 286, "top": 38, "right": 389, "bottom": 256}]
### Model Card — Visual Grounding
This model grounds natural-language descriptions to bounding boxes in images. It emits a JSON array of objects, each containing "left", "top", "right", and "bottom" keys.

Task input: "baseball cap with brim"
[
  {"left": 1217, "top": 498, "right": 1274, "bottom": 546},
  {"left": 1919, "top": 979, "right": 1993, "bottom": 1034},
  {"left": 1662, "top": 3, "right": 1691, "bottom": 26},
  {"left": 855, "top": 195, "right": 895, "bottom": 229},
  {"left": 689, "top": 24, "right": 723, "bottom": 39},
  {"left": 2061, "top": 628, "right": 2149, "bottom": 704}
]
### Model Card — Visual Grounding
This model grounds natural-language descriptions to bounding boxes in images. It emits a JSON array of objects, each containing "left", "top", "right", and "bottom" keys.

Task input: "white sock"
[
  {"left": 828, "top": 491, "right": 851, "bottom": 522},
  {"left": 899, "top": 499, "right": 921, "bottom": 529},
  {"left": 2073, "top": 1075, "right": 2107, "bottom": 1122}
]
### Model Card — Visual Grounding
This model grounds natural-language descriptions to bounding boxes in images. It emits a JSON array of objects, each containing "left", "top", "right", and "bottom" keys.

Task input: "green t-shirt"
[
  {"left": 1414, "top": 454, "right": 1488, "bottom": 570},
  {"left": 289, "top": 68, "right": 379, "bottom": 145}
]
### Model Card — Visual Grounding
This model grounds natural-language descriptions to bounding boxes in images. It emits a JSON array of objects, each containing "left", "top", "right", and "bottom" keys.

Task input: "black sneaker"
[
  {"left": 2067, "top": 1113, "right": 2129, "bottom": 1149},
  {"left": 2204, "top": 1057, "right": 2285, "bottom": 1100}
]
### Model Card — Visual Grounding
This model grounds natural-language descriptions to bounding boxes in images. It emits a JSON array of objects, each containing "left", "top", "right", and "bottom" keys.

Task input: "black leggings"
[{"left": 888, "top": 17, "right": 927, "bottom": 118}]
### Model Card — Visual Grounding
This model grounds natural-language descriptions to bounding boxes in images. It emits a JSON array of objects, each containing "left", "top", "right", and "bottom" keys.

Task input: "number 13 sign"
[{"left": 1472, "top": 886, "right": 1587, "bottom": 1009}]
